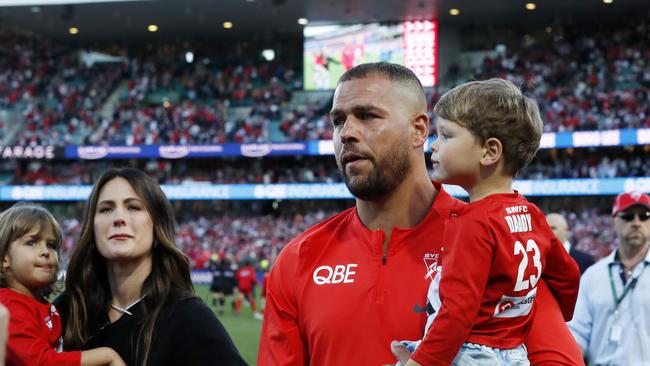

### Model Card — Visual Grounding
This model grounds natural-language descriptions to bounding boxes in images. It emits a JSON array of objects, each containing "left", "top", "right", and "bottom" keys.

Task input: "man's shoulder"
[
  {"left": 273, "top": 208, "right": 356, "bottom": 269},
  {"left": 283, "top": 207, "right": 356, "bottom": 251},
  {"left": 580, "top": 255, "right": 611, "bottom": 281}
]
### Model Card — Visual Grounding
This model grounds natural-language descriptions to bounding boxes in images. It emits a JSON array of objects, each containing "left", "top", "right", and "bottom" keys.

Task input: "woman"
[{"left": 58, "top": 168, "right": 246, "bottom": 365}]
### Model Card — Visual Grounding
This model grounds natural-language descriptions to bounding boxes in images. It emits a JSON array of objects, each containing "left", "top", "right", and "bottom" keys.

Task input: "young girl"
[{"left": 0, "top": 202, "right": 125, "bottom": 366}]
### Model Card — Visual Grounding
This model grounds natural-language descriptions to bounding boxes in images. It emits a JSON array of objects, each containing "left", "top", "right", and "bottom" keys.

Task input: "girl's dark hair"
[{"left": 63, "top": 168, "right": 194, "bottom": 365}]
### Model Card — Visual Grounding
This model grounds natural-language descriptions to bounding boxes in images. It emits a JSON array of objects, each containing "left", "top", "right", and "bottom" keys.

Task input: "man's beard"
[
  {"left": 624, "top": 230, "right": 648, "bottom": 248},
  {"left": 338, "top": 139, "right": 412, "bottom": 201}
]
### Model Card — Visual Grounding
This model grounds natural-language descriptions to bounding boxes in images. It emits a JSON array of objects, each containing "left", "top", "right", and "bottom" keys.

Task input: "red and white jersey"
[
  {"left": 413, "top": 192, "right": 580, "bottom": 366},
  {"left": 236, "top": 265, "right": 258, "bottom": 292},
  {"left": 258, "top": 184, "right": 461, "bottom": 366},
  {"left": 0, "top": 288, "right": 81, "bottom": 366}
]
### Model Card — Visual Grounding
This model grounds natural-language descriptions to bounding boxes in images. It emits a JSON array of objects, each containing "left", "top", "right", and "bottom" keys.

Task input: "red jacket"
[
  {"left": 258, "top": 187, "right": 583, "bottom": 366},
  {"left": 0, "top": 288, "right": 80, "bottom": 366},
  {"left": 258, "top": 185, "right": 461, "bottom": 365},
  {"left": 413, "top": 193, "right": 581, "bottom": 365}
]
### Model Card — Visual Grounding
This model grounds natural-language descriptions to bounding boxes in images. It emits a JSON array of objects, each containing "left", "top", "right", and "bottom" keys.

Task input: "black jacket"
[
  {"left": 57, "top": 294, "right": 247, "bottom": 366},
  {"left": 570, "top": 247, "right": 595, "bottom": 275}
]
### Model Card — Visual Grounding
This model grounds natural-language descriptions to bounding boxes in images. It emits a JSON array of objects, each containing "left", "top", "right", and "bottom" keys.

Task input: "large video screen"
[{"left": 303, "top": 20, "right": 437, "bottom": 90}]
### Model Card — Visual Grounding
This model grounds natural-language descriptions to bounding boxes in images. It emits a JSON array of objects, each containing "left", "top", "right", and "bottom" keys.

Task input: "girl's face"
[{"left": 2, "top": 226, "right": 58, "bottom": 299}]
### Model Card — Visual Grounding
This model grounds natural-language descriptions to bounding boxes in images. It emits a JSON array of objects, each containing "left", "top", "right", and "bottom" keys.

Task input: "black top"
[
  {"left": 570, "top": 246, "right": 595, "bottom": 275},
  {"left": 57, "top": 294, "right": 248, "bottom": 366},
  {"left": 212, "top": 268, "right": 238, "bottom": 289},
  {"left": 209, "top": 260, "right": 238, "bottom": 290}
]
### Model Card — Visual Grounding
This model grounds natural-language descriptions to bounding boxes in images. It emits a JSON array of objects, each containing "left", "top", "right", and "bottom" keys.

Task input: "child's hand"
[
  {"left": 81, "top": 346, "right": 126, "bottom": 366},
  {"left": 108, "top": 353, "right": 126, "bottom": 366},
  {"left": 390, "top": 341, "right": 412, "bottom": 365}
]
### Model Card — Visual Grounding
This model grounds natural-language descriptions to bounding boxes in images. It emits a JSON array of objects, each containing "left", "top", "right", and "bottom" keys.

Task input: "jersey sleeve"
[
  {"left": 258, "top": 246, "right": 308, "bottom": 366},
  {"left": 412, "top": 214, "right": 494, "bottom": 366},
  {"left": 526, "top": 280, "right": 585, "bottom": 365},
  {"left": 539, "top": 218, "right": 581, "bottom": 321},
  {"left": 5, "top": 300, "right": 81, "bottom": 366}
]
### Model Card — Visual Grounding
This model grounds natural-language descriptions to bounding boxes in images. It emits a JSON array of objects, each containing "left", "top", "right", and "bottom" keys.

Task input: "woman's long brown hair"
[{"left": 63, "top": 168, "right": 194, "bottom": 365}]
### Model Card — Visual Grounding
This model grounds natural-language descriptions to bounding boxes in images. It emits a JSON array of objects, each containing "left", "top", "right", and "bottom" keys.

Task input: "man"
[
  {"left": 547, "top": 213, "right": 595, "bottom": 275},
  {"left": 208, "top": 255, "right": 237, "bottom": 315},
  {"left": 569, "top": 192, "right": 650, "bottom": 365},
  {"left": 258, "top": 62, "right": 582, "bottom": 365}
]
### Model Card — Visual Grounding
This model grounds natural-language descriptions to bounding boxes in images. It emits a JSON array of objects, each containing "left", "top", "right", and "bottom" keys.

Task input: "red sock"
[{"left": 249, "top": 294, "right": 257, "bottom": 312}]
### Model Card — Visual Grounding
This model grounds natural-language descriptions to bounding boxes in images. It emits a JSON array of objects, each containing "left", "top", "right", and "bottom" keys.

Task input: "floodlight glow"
[{"left": 262, "top": 49, "right": 275, "bottom": 61}]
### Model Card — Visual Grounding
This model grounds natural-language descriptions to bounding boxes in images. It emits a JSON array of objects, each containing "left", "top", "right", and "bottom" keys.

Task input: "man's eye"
[{"left": 358, "top": 112, "right": 375, "bottom": 120}]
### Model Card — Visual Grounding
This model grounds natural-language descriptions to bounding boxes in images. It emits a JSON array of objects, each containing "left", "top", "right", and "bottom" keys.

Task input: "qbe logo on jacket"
[{"left": 313, "top": 264, "right": 358, "bottom": 285}]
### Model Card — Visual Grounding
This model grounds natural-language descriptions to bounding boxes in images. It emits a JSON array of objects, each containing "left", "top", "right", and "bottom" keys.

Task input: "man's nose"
[{"left": 339, "top": 117, "right": 361, "bottom": 143}]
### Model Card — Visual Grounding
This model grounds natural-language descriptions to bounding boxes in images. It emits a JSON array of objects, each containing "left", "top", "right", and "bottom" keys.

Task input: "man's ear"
[
  {"left": 411, "top": 113, "right": 430, "bottom": 148},
  {"left": 481, "top": 137, "right": 503, "bottom": 167}
]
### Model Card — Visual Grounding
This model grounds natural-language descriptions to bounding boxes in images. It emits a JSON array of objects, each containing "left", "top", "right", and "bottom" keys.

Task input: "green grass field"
[{"left": 195, "top": 284, "right": 262, "bottom": 365}]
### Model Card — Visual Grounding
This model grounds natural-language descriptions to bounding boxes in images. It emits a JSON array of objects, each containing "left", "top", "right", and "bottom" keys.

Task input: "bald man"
[
  {"left": 546, "top": 213, "right": 595, "bottom": 275},
  {"left": 259, "top": 63, "right": 584, "bottom": 366}
]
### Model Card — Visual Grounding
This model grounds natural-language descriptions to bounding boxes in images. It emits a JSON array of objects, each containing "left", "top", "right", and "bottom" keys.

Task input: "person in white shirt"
[{"left": 568, "top": 191, "right": 650, "bottom": 365}]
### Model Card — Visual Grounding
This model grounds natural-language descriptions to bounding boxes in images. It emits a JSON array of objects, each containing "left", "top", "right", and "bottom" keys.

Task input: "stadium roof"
[{"left": 0, "top": 0, "right": 647, "bottom": 41}]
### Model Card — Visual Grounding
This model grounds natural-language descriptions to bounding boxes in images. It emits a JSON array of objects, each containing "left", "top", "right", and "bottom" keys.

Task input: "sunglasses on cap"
[{"left": 617, "top": 210, "right": 650, "bottom": 222}]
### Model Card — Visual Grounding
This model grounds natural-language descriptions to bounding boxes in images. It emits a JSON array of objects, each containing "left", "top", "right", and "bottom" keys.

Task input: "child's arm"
[
  {"left": 410, "top": 215, "right": 494, "bottom": 366},
  {"left": 5, "top": 300, "right": 81, "bottom": 366},
  {"left": 81, "top": 348, "right": 126, "bottom": 366}
]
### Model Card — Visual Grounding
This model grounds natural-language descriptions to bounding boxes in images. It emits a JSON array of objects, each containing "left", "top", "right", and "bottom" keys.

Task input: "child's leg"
[
  {"left": 451, "top": 343, "right": 529, "bottom": 366},
  {"left": 451, "top": 342, "right": 499, "bottom": 366},
  {"left": 497, "top": 345, "right": 529, "bottom": 366}
]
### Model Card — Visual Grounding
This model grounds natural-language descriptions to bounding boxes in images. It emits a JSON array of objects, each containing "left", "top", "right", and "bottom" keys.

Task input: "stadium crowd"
[
  {"left": 1, "top": 20, "right": 648, "bottom": 146},
  {"left": 466, "top": 21, "right": 650, "bottom": 132}
]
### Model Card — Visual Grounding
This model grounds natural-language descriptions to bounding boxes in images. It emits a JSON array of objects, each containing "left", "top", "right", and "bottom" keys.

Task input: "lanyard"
[{"left": 608, "top": 261, "right": 647, "bottom": 310}]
